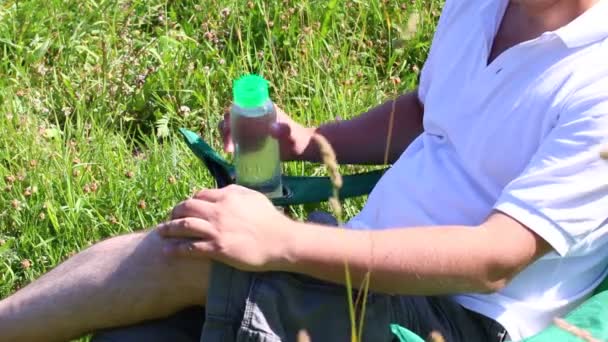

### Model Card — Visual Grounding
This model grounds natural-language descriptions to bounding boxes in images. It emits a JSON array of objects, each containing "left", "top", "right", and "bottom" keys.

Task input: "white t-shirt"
[{"left": 346, "top": 0, "right": 608, "bottom": 340}]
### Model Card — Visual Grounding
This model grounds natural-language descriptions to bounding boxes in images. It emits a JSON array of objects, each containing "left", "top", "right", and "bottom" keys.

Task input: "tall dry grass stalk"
[
  {"left": 308, "top": 87, "right": 404, "bottom": 340},
  {"left": 308, "top": 96, "right": 400, "bottom": 341},
  {"left": 297, "top": 329, "right": 311, "bottom": 342},
  {"left": 312, "top": 133, "right": 374, "bottom": 342},
  {"left": 554, "top": 318, "right": 601, "bottom": 342},
  {"left": 312, "top": 133, "right": 360, "bottom": 341},
  {"left": 427, "top": 331, "right": 445, "bottom": 342},
  {"left": 383, "top": 98, "right": 398, "bottom": 164}
]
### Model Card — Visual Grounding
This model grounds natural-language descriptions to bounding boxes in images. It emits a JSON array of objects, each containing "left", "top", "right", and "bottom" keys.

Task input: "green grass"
[{"left": 0, "top": 0, "right": 441, "bottom": 339}]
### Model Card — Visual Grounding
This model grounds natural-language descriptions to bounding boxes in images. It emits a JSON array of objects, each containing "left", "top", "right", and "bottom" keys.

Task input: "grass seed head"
[
  {"left": 108, "top": 215, "right": 118, "bottom": 225},
  {"left": 21, "top": 259, "right": 32, "bottom": 269},
  {"left": 38, "top": 212, "right": 46, "bottom": 220},
  {"left": 168, "top": 176, "right": 177, "bottom": 184},
  {"left": 179, "top": 105, "right": 191, "bottom": 117},
  {"left": 329, "top": 197, "right": 343, "bottom": 219},
  {"left": 428, "top": 331, "right": 446, "bottom": 342},
  {"left": 312, "top": 134, "right": 343, "bottom": 189},
  {"left": 4, "top": 175, "right": 16, "bottom": 184},
  {"left": 138, "top": 199, "right": 146, "bottom": 209},
  {"left": 11, "top": 199, "right": 21, "bottom": 209},
  {"left": 297, "top": 330, "right": 311, "bottom": 342},
  {"left": 125, "top": 171, "right": 135, "bottom": 179}
]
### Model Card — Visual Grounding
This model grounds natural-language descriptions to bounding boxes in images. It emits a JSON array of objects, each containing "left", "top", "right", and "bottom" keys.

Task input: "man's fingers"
[
  {"left": 163, "top": 240, "right": 217, "bottom": 258},
  {"left": 193, "top": 188, "right": 226, "bottom": 202},
  {"left": 223, "top": 123, "right": 234, "bottom": 153},
  {"left": 157, "top": 217, "right": 217, "bottom": 239},
  {"left": 171, "top": 198, "right": 216, "bottom": 219},
  {"left": 220, "top": 111, "right": 234, "bottom": 153},
  {"left": 270, "top": 122, "right": 291, "bottom": 140}
]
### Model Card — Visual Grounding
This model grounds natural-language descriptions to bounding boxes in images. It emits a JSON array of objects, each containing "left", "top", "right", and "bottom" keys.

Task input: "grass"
[{"left": 0, "top": 0, "right": 442, "bottom": 340}]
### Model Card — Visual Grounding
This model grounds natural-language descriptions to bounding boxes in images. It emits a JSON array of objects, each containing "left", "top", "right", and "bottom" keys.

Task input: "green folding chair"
[{"left": 179, "top": 128, "right": 608, "bottom": 342}]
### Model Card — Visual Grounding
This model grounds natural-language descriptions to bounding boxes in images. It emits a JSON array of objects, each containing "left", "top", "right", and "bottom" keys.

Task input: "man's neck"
[{"left": 516, "top": 0, "right": 600, "bottom": 33}]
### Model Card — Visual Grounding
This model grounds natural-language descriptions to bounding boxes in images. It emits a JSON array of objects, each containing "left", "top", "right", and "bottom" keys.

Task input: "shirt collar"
[
  {"left": 553, "top": 0, "right": 608, "bottom": 48},
  {"left": 478, "top": 0, "right": 510, "bottom": 51},
  {"left": 479, "top": 0, "right": 608, "bottom": 49}
]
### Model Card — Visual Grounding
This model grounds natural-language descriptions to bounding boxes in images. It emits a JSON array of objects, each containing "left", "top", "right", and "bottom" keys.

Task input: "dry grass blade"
[
  {"left": 427, "top": 331, "right": 445, "bottom": 342},
  {"left": 297, "top": 329, "right": 311, "bottom": 342},
  {"left": 356, "top": 271, "right": 372, "bottom": 340},
  {"left": 383, "top": 98, "right": 398, "bottom": 165},
  {"left": 554, "top": 318, "right": 601, "bottom": 342},
  {"left": 328, "top": 197, "right": 344, "bottom": 223}
]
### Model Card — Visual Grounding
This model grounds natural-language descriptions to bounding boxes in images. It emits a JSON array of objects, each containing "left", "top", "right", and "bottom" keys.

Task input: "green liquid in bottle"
[{"left": 231, "top": 75, "right": 282, "bottom": 199}]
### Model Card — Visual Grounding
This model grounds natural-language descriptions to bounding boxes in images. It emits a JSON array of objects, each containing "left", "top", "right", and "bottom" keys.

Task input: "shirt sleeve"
[{"left": 494, "top": 83, "right": 608, "bottom": 257}]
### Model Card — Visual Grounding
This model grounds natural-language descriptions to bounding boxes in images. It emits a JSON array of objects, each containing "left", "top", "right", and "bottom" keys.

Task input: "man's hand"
[
  {"left": 220, "top": 105, "right": 314, "bottom": 161},
  {"left": 157, "top": 185, "right": 294, "bottom": 272}
]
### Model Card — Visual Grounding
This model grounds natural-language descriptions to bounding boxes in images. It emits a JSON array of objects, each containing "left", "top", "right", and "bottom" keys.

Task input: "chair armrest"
[{"left": 179, "top": 128, "right": 386, "bottom": 206}]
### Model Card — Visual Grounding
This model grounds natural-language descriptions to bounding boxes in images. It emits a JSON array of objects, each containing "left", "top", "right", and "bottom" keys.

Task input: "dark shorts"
[{"left": 93, "top": 213, "right": 509, "bottom": 342}]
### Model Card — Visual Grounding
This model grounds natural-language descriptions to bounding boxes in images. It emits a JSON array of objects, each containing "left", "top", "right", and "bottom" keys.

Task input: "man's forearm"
[
  {"left": 298, "top": 90, "right": 424, "bottom": 165},
  {"left": 279, "top": 221, "right": 516, "bottom": 296}
]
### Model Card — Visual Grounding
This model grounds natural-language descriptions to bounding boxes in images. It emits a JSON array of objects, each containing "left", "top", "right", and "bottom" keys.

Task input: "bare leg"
[{"left": 0, "top": 230, "right": 210, "bottom": 342}]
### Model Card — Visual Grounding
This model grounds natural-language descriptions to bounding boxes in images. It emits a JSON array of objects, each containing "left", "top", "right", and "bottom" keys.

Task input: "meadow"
[{"left": 1, "top": 0, "right": 441, "bottom": 339}]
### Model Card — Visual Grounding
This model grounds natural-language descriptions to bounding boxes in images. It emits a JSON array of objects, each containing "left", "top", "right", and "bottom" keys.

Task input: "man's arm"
[
  {"left": 298, "top": 90, "right": 424, "bottom": 165},
  {"left": 162, "top": 188, "right": 553, "bottom": 296},
  {"left": 279, "top": 211, "right": 552, "bottom": 295}
]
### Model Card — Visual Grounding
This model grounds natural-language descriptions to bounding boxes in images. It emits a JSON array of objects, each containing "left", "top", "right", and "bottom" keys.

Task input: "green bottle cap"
[{"left": 233, "top": 74, "right": 270, "bottom": 108}]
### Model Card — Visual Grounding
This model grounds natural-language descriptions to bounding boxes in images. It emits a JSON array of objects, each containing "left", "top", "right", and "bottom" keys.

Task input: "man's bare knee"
[{"left": 97, "top": 229, "right": 209, "bottom": 308}]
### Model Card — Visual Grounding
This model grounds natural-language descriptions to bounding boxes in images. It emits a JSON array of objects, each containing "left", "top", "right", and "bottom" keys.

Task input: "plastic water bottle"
[{"left": 230, "top": 74, "right": 282, "bottom": 198}]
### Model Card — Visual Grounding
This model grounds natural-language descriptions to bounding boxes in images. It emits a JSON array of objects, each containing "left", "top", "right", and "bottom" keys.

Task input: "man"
[{"left": 1, "top": 0, "right": 607, "bottom": 341}]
